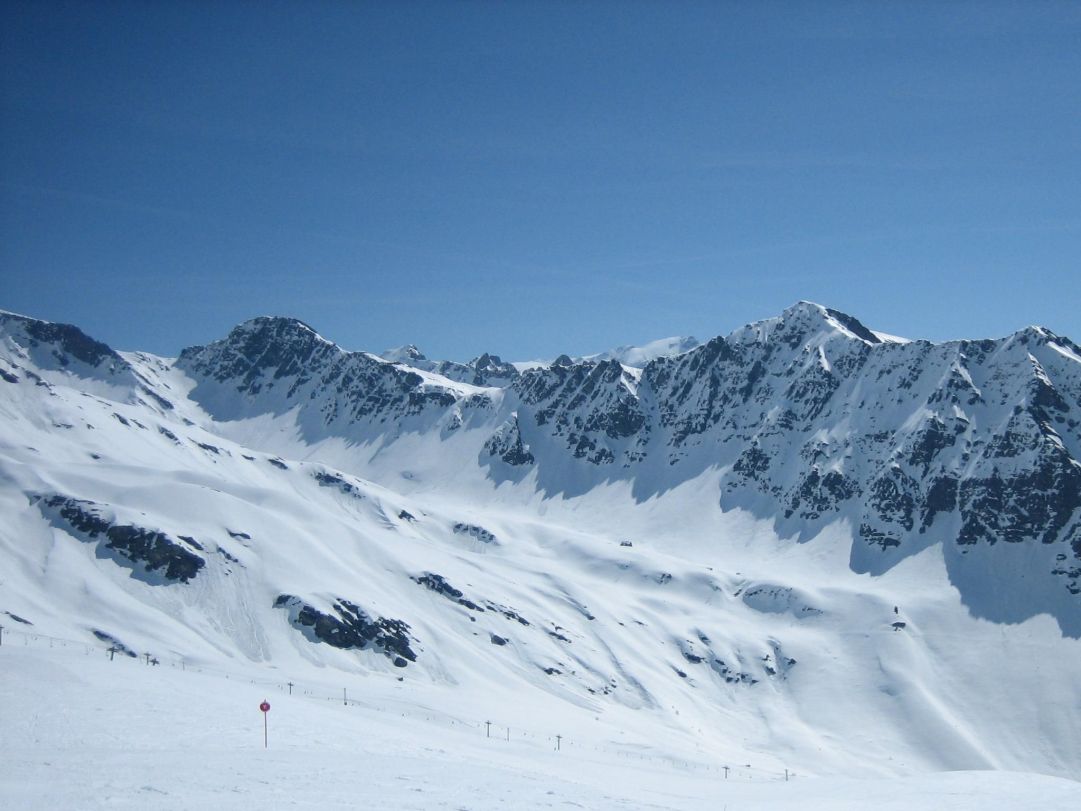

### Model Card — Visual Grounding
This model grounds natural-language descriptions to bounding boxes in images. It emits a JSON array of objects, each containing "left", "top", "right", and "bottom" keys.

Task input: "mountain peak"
[
  {"left": 1010, "top": 324, "right": 1072, "bottom": 346},
  {"left": 176, "top": 315, "right": 341, "bottom": 387},
  {"left": 189, "top": 316, "right": 339, "bottom": 359},
  {"left": 782, "top": 301, "right": 881, "bottom": 344},
  {"left": 782, "top": 299, "right": 828, "bottom": 317},
  {"left": 0, "top": 310, "right": 129, "bottom": 374},
  {"left": 731, "top": 301, "right": 882, "bottom": 348},
  {"left": 229, "top": 316, "right": 326, "bottom": 342},
  {"left": 381, "top": 344, "right": 428, "bottom": 364}
]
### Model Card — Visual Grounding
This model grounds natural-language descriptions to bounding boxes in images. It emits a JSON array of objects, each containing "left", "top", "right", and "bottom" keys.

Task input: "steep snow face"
[{"left": 2, "top": 304, "right": 1081, "bottom": 784}]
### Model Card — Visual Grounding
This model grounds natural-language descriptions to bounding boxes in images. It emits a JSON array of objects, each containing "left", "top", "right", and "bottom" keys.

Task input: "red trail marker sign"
[{"left": 260, "top": 700, "right": 271, "bottom": 748}]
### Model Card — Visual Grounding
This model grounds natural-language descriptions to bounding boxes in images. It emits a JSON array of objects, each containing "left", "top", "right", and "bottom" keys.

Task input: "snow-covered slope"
[
  {"left": 2, "top": 304, "right": 1080, "bottom": 794},
  {"left": 4, "top": 642, "right": 1078, "bottom": 810},
  {"left": 172, "top": 302, "right": 1081, "bottom": 637}
]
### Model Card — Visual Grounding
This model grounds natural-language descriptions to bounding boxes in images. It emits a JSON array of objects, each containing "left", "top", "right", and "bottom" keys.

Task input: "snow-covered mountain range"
[{"left": 2, "top": 302, "right": 1080, "bottom": 783}]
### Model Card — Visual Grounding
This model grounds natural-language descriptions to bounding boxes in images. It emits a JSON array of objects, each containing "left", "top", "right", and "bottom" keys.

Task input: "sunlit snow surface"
[{"left": 2, "top": 644, "right": 1077, "bottom": 810}]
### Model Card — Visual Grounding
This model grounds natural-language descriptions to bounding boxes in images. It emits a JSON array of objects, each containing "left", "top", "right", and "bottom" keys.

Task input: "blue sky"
[{"left": 2, "top": 1, "right": 1079, "bottom": 360}]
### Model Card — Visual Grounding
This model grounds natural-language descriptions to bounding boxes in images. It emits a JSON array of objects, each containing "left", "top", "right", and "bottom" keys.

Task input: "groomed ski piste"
[{"left": 2, "top": 305, "right": 1080, "bottom": 808}]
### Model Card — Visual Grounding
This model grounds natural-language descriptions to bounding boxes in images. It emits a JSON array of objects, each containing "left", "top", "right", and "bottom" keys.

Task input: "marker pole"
[{"left": 259, "top": 700, "right": 271, "bottom": 748}]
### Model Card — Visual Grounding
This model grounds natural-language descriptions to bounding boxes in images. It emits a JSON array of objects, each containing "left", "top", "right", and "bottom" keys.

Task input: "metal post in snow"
[
  {"left": 485, "top": 721, "right": 491, "bottom": 738},
  {"left": 556, "top": 734, "right": 562, "bottom": 751},
  {"left": 0, "top": 624, "right": 4, "bottom": 646},
  {"left": 723, "top": 766, "right": 729, "bottom": 779},
  {"left": 343, "top": 687, "right": 347, "bottom": 706},
  {"left": 260, "top": 700, "right": 271, "bottom": 748},
  {"left": 287, "top": 682, "right": 294, "bottom": 696}
]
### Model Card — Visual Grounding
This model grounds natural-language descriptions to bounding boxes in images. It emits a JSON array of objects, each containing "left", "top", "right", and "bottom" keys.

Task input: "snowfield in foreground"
[{"left": 2, "top": 642, "right": 1077, "bottom": 810}]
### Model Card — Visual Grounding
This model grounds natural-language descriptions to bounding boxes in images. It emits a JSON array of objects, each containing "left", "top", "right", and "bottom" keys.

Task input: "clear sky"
[{"left": 2, "top": 1, "right": 1079, "bottom": 360}]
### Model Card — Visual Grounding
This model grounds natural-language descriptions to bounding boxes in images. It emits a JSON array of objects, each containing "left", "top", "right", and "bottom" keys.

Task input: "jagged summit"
[
  {"left": 176, "top": 316, "right": 344, "bottom": 398},
  {"left": 1003, "top": 324, "right": 1081, "bottom": 357},
  {"left": 376, "top": 345, "right": 518, "bottom": 388},
  {"left": 467, "top": 352, "right": 518, "bottom": 382},
  {"left": 728, "top": 301, "right": 884, "bottom": 348},
  {"left": 380, "top": 344, "right": 428, "bottom": 364},
  {"left": 374, "top": 303, "right": 883, "bottom": 380},
  {"left": 220, "top": 315, "right": 332, "bottom": 348}
]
